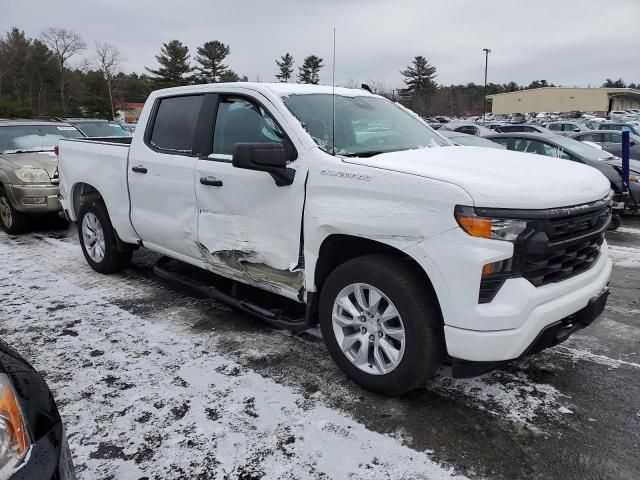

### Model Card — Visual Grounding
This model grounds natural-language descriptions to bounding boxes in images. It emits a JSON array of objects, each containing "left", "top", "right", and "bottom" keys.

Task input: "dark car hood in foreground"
[
  {"left": 0, "top": 340, "right": 75, "bottom": 479},
  {"left": 0, "top": 151, "right": 59, "bottom": 177}
]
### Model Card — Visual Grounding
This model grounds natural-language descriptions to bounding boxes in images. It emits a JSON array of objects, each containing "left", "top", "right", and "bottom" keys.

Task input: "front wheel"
[
  {"left": 78, "top": 201, "right": 132, "bottom": 274},
  {"left": 0, "top": 188, "right": 29, "bottom": 234},
  {"left": 319, "top": 254, "right": 444, "bottom": 396}
]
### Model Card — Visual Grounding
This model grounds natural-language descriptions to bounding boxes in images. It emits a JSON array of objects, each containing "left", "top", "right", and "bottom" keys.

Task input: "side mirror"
[{"left": 232, "top": 142, "right": 295, "bottom": 186}]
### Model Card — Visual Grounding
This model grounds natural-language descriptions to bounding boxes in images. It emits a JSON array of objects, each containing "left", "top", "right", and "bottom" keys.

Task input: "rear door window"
[
  {"left": 548, "top": 123, "right": 561, "bottom": 131},
  {"left": 149, "top": 95, "right": 205, "bottom": 154}
]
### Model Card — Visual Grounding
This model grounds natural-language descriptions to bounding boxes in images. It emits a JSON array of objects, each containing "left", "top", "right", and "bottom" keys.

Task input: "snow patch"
[
  {"left": 431, "top": 366, "right": 571, "bottom": 429},
  {"left": 0, "top": 242, "right": 468, "bottom": 480},
  {"left": 608, "top": 245, "right": 640, "bottom": 268}
]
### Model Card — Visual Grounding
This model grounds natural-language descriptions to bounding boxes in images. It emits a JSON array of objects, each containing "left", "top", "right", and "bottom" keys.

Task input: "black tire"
[
  {"left": 319, "top": 254, "right": 444, "bottom": 396},
  {"left": 0, "top": 187, "right": 30, "bottom": 234},
  {"left": 608, "top": 213, "right": 622, "bottom": 231},
  {"left": 78, "top": 200, "right": 132, "bottom": 274}
]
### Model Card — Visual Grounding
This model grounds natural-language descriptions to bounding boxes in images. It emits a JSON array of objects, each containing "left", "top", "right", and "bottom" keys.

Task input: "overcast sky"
[{"left": 4, "top": 0, "right": 639, "bottom": 89}]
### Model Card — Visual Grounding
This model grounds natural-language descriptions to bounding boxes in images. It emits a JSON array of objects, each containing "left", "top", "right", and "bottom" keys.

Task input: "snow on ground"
[
  {"left": 608, "top": 244, "right": 640, "bottom": 268},
  {"left": 0, "top": 242, "right": 468, "bottom": 480},
  {"left": 431, "top": 366, "right": 569, "bottom": 431},
  {"left": 615, "top": 226, "right": 640, "bottom": 236}
]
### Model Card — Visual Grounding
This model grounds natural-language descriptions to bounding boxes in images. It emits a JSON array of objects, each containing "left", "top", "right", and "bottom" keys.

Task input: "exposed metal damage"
[{"left": 196, "top": 242, "right": 304, "bottom": 301}]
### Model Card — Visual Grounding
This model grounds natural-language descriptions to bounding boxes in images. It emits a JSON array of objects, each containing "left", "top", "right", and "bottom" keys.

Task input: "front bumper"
[
  {"left": 5, "top": 184, "right": 61, "bottom": 213},
  {"left": 442, "top": 251, "right": 612, "bottom": 363},
  {"left": 451, "top": 286, "right": 609, "bottom": 377}
]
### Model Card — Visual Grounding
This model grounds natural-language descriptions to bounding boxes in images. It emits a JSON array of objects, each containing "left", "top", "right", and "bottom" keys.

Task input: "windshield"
[
  {"left": 0, "top": 125, "right": 83, "bottom": 153},
  {"left": 75, "top": 121, "right": 131, "bottom": 137},
  {"left": 282, "top": 93, "right": 448, "bottom": 157},
  {"left": 552, "top": 135, "right": 614, "bottom": 161}
]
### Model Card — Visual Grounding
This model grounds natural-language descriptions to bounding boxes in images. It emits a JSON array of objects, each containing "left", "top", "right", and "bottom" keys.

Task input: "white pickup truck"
[{"left": 58, "top": 83, "right": 612, "bottom": 395}]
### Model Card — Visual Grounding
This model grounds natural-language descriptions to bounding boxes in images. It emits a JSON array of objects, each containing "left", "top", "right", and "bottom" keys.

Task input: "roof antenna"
[{"left": 332, "top": 27, "right": 336, "bottom": 156}]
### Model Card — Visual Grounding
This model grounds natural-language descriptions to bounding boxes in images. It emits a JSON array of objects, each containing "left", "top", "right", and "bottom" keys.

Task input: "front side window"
[
  {"left": 212, "top": 97, "right": 284, "bottom": 156},
  {"left": 150, "top": 95, "right": 204, "bottom": 153},
  {"left": 282, "top": 93, "right": 448, "bottom": 157},
  {"left": 0, "top": 125, "right": 83, "bottom": 153}
]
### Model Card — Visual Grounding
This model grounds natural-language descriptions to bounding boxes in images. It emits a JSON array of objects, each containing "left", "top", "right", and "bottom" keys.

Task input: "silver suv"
[{"left": 0, "top": 120, "right": 83, "bottom": 233}]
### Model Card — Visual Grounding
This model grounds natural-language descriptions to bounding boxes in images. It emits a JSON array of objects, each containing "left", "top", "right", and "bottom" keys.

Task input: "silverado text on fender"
[{"left": 58, "top": 83, "right": 613, "bottom": 395}]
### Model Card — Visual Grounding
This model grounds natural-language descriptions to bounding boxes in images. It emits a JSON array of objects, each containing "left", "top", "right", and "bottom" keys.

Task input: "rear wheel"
[
  {"left": 319, "top": 254, "right": 444, "bottom": 396},
  {"left": 0, "top": 187, "right": 29, "bottom": 234},
  {"left": 78, "top": 200, "right": 132, "bottom": 273}
]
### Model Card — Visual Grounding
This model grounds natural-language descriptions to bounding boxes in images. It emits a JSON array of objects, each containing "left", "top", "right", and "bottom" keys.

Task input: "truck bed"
[{"left": 58, "top": 137, "right": 139, "bottom": 243}]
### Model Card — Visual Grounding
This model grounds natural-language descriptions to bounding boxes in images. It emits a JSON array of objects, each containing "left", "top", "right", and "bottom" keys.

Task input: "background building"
[{"left": 488, "top": 87, "right": 640, "bottom": 115}]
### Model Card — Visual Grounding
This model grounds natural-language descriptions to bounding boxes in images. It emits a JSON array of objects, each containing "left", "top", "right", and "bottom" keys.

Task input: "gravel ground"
[{"left": 0, "top": 217, "right": 639, "bottom": 480}]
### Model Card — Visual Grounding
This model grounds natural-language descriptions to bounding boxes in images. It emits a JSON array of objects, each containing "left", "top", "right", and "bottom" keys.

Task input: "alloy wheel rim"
[
  {"left": 331, "top": 283, "right": 406, "bottom": 375},
  {"left": 0, "top": 196, "right": 12, "bottom": 228},
  {"left": 82, "top": 213, "right": 106, "bottom": 263}
]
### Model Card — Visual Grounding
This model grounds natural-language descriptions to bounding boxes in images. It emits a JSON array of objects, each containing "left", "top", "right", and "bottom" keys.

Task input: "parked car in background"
[
  {"left": 570, "top": 130, "right": 640, "bottom": 159},
  {"left": 585, "top": 118, "right": 607, "bottom": 130},
  {"left": 0, "top": 120, "right": 84, "bottom": 233},
  {"left": 609, "top": 110, "right": 631, "bottom": 120},
  {"left": 494, "top": 124, "right": 551, "bottom": 134},
  {"left": 439, "top": 122, "right": 494, "bottom": 136},
  {"left": 0, "top": 340, "right": 75, "bottom": 479},
  {"left": 439, "top": 130, "right": 505, "bottom": 149},
  {"left": 485, "top": 132, "right": 639, "bottom": 220},
  {"left": 62, "top": 119, "right": 132, "bottom": 138},
  {"left": 546, "top": 121, "right": 589, "bottom": 136},
  {"left": 598, "top": 122, "right": 640, "bottom": 136},
  {"left": 509, "top": 113, "right": 526, "bottom": 124}
]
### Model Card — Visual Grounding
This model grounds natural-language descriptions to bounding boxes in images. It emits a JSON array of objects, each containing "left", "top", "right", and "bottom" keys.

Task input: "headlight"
[
  {"left": 15, "top": 168, "right": 50, "bottom": 184},
  {"left": 0, "top": 374, "right": 31, "bottom": 477},
  {"left": 454, "top": 206, "right": 529, "bottom": 242}
]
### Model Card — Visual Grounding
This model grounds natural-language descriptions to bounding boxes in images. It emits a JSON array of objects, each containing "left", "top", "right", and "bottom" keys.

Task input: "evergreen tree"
[
  {"left": 275, "top": 53, "right": 294, "bottom": 82},
  {"left": 297, "top": 55, "right": 323, "bottom": 84},
  {"left": 145, "top": 40, "right": 193, "bottom": 87},
  {"left": 400, "top": 56, "right": 437, "bottom": 115},
  {"left": 602, "top": 78, "right": 626, "bottom": 88},
  {"left": 195, "top": 40, "right": 230, "bottom": 83}
]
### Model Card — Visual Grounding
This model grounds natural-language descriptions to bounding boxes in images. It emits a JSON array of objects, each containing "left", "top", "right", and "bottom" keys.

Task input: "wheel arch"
[
  {"left": 72, "top": 182, "right": 136, "bottom": 253},
  {"left": 312, "top": 234, "right": 444, "bottom": 323}
]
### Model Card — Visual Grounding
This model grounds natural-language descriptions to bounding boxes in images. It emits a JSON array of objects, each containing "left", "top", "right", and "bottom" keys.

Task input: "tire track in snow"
[{"left": 0, "top": 242, "right": 469, "bottom": 480}]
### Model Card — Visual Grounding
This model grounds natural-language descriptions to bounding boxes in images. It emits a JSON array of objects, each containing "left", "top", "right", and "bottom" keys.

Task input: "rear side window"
[
  {"left": 548, "top": 123, "right": 561, "bottom": 131},
  {"left": 150, "top": 95, "right": 204, "bottom": 153}
]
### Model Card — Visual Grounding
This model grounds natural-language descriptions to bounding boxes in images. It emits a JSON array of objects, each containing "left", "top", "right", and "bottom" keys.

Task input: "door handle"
[
  {"left": 200, "top": 176, "right": 223, "bottom": 187},
  {"left": 131, "top": 165, "right": 148, "bottom": 174}
]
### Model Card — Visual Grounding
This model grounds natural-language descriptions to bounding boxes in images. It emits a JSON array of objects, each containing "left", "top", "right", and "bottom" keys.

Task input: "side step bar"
[{"left": 154, "top": 256, "right": 314, "bottom": 332}]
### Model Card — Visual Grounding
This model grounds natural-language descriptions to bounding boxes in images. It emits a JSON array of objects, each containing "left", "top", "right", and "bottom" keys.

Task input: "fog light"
[
  {"left": 482, "top": 257, "right": 513, "bottom": 276},
  {"left": 22, "top": 197, "right": 46, "bottom": 205}
]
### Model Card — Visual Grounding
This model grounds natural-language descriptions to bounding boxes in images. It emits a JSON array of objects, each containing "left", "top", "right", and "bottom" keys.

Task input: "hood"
[
  {"left": 343, "top": 146, "right": 611, "bottom": 209},
  {"left": 600, "top": 156, "right": 640, "bottom": 174},
  {"left": 0, "top": 151, "right": 58, "bottom": 177}
]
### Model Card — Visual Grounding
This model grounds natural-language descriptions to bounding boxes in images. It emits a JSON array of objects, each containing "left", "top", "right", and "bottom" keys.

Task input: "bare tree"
[
  {"left": 95, "top": 41, "right": 122, "bottom": 119},
  {"left": 41, "top": 28, "right": 85, "bottom": 112}
]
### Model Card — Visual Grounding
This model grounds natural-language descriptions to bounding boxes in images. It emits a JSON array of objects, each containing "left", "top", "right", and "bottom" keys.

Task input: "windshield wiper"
[{"left": 342, "top": 150, "right": 389, "bottom": 158}]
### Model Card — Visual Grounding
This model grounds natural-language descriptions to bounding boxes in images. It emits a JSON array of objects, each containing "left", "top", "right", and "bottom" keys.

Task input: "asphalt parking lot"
[{"left": 0, "top": 218, "right": 638, "bottom": 480}]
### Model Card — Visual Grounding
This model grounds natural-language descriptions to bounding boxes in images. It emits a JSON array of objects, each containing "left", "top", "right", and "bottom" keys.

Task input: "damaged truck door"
[{"left": 195, "top": 94, "right": 307, "bottom": 300}]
